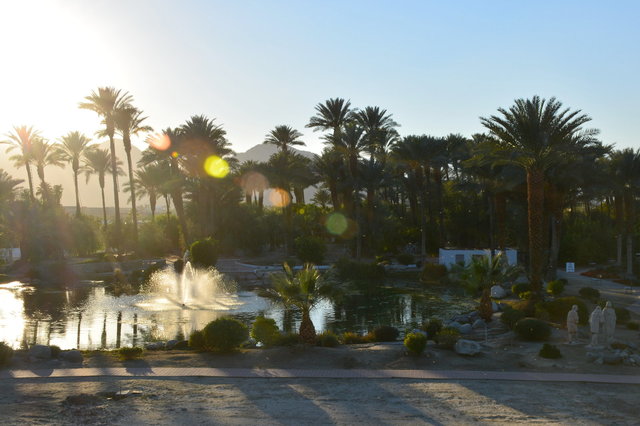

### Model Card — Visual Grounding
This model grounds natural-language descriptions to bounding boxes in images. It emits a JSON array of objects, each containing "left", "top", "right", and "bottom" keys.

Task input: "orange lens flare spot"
[
  {"left": 204, "top": 155, "right": 229, "bottom": 178},
  {"left": 269, "top": 188, "right": 291, "bottom": 207},
  {"left": 171, "top": 151, "right": 179, "bottom": 158},
  {"left": 149, "top": 133, "right": 171, "bottom": 151}
]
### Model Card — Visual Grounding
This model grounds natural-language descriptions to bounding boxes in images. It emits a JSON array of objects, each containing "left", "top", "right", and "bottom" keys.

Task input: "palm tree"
[
  {"left": 126, "top": 162, "right": 169, "bottom": 221},
  {"left": 30, "top": 138, "right": 64, "bottom": 203},
  {"left": 0, "top": 169, "right": 23, "bottom": 203},
  {"left": 263, "top": 125, "right": 305, "bottom": 154},
  {"left": 307, "top": 97, "right": 352, "bottom": 139},
  {"left": 2, "top": 125, "right": 40, "bottom": 199},
  {"left": 266, "top": 263, "right": 332, "bottom": 343},
  {"left": 84, "top": 147, "right": 124, "bottom": 227},
  {"left": 481, "top": 96, "right": 597, "bottom": 297},
  {"left": 57, "top": 131, "right": 92, "bottom": 216},
  {"left": 79, "top": 87, "right": 133, "bottom": 248},
  {"left": 114, "top": 106, "right": 153, "bottom": 243}
]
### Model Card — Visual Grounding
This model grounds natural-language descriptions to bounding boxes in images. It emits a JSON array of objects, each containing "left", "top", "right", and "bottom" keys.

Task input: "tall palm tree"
[
  {"left": 125, "top": 162, "right": 169, "bottom": 221},
  {"left": 2, "top": 125, "right": 40, "bottom": 199},
  {"left": 79, "top": 87, "right": 133, "bottom": 248},
  {"left": 57, "top": 131, "right": 92, "bottom": 216},
  {"left": 114, "top": 106, "right": 153, "bottom": 243},
  {"left": 263, "top": 125, "right": 305, "bottom": 154},
  {"left": 307, "top": 97, "right": 352, "bottom": 139},
  {"left": 84, "top": 147, "right": 124, "bottom": 227},
  {"left": 30, "top": 138, "right": 64, "bottom": 203},
  {"left": 481, "top": 96, "right": 597, "bottom": 297},
  {"left": 0, "top": 169, "right": 23, "bottom": 203}
]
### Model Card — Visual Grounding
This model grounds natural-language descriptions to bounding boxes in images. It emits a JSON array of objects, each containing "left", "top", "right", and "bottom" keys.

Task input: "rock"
[
  {"left": 586, "top": 352, "right": 601, "bottom": 362},
  {"left": 468, "top": 311, "right": 480, "bottom": 320},
  {"left": 459, "top": 324, "right": 472, "bottom": 334},
  {"left": 447, "top": 321, "right": 462, "bottom": 330},
  {"left": 29, "top": 344, "right": 51, "bottom": 360},
  {"left": 454, "top": 339, "right": 481, "bottom": 356},
  {"left": 145, "top": 342, "right": 165, "bottom": 350},
  {"left": 490, "top": 285, "right": 506, "bottom": 299},
  {"left": 492, "top": 301, "right": 499, "bottom": 312},
  {"left": 472, "top": 319, "right": 485, "bottom": 329},
  {"left": 165, "top": 340, "right": 179, "bottom": 349},
  {"left": 594, "top": 357, "right": 604, "bottom": 365},
  {"left": 60, "top": 350, "right": 83, "bottom": 363}
]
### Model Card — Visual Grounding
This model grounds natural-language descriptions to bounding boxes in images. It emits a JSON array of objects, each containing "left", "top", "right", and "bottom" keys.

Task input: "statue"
[
  {"left": 602, "top": 301, "right": 617, "bottom": 345},
  {"left": 588, "top": 306, "right": 603, "bottom": 347},
  {"left": 566, "top": 305, "right": 579, "bottom": 343}
]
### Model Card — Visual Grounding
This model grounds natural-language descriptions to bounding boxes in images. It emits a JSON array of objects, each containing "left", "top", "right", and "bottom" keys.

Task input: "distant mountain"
[{"left": 235, "top": 143, "right": 317, "bottom": 164}]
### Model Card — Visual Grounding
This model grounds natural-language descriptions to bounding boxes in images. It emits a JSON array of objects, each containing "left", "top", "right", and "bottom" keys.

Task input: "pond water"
[{"left": 0, "top": 271, "right": 474, "bottom": 350}]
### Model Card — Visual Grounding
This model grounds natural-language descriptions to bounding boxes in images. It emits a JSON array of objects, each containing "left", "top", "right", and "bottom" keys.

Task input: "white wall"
[{"left": 439, "top": 249, "right": 517, "bottom": 268}]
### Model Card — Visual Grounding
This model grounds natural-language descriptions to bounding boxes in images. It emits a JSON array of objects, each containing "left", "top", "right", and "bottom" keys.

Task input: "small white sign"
[{"left": 565, "top": 262, "right": 575, "bottom": 273}]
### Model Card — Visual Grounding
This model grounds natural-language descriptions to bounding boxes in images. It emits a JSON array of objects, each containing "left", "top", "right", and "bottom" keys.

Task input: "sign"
[{"left": 565, "top": 262, "right": 575, "bottom": 273}]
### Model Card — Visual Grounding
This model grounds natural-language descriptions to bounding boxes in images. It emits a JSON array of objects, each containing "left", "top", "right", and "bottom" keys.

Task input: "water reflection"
[{"left": 0, "top": 280, "right": 473, "bottom": 349}]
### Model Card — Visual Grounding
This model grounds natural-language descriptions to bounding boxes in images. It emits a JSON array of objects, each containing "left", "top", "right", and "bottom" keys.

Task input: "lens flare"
[
  {"left": 148, "top": 133, "right": 171, "bottom": 151},
  {"left": 325, "top": 213, "right": 348, "bottom": 236},
  {"left": 204, "top": 155, "right": 229, "bottom": 178},
  {"left": 269, "top": 188, "right": 291, "bottom": 207},
  {"left": 171, "top": 151, "right": 179, "bottom": 158}
]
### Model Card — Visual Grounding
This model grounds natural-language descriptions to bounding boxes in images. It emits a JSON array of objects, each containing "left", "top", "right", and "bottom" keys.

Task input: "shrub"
[
  {"left": 50, "top": 345, "right": 61, "bottom": 358},
  {"left": 372, "top": 326, "right": 399, "bottom": 342},
  {"left": 538, "top": 343, "right": 562, "bottom": 359},
  {"left": 119, "top": 347, "right": 143, "bottom": 360},
  {"left": 190, "top": 238, "right": 219, "bottom": 268},
  {"left": 250, "top": 316, "right": 280, "bottom": 346},
  {"left": 274, "top": 333, "right": 301, "bottom": 346},
  {"left": 519, "top": 291, "right": 534, "bottom": 300},
  {"left": 317, "top": 331, "right": 340, "bottom": 347},
  {"left": 404, "top": 332, "right": 428, "bottom": 355},
  {"left": 421, "top": 263, "right": 447, "bottom": 283},
  {"left": 500, "top": 305, "right": 527, "bottom": 329},
  {"left": 615, "top": 307, "right": 631, "bottom": 323},
  {"left": 627, "top": 321, "right": 639, "bottom": 330},
  {"left": 511, "top": 282, "right": 531, "bottom": 296},
  {"left": 514, "top": 318, "right": 551, "bottom": 341},
  {"left": 579, "top": 287, "right": 600, "bottom": 301},
  {"left": 0, "top": 342, "right": 13, "bottom": 367},
  {"left": 537, "top": 297, "right": 588, "bottom": 325},
  {"left": 547, "top": 280, "right": 566, "bottom": 296},
  {"left": 188, "top": 329, "right": 206, "bottom": 350},
  {"left": 334, "top": 258, "right": 385, "bottom": 281},
  {"left": 203, "top": 317, "right": 249, "bottom": 352},
  {"left": 396, "top": 253, "right": 415, "bottom": 266},
  {"left": 294, "top": 236, "right": 327, "bottom": 265},
  {"left": 341, "top": 332, "right": 369, "bottom": 344},
  {"left": 435, "top": 327, "right": 460, "bottom": 349},
  {"left": 421, "top": 318, "right": 443, "bottom": 339}
]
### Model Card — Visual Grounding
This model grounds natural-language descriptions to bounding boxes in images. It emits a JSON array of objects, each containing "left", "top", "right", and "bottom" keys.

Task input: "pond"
[{"left": 0, "top": 270, "right": 474, "bottom": 350}]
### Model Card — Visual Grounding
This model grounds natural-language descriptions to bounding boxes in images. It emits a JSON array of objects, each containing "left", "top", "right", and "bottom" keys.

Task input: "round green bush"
[
  {"left": 435, "top": 327, "right": 460, "bottom": 349},
  {"left": 119, "top": 346, "right": 143, "bottom": 360},
  {"left": 0, "top": 342, "right": 13, "bottom": 367},
  {"left": 404, "top": 332, "right": 428, "bottom": 355},
  {"left": 514, "top": 318, "right": 551, "bottom": 341},
  {"left": 251, "top": 316, "right": 280, "bottom": 346},
  {"left": 421, "top": 318, "right": 443, "bottom": 339},
  {"left": 579, "top": 287, "right": 600, "bottom": 301},
  {"left": 537, "top": 297, "right": 588, "bottom": 325},
  {"left": 294, "top": 236, "right": 327, "bottom": 265},
  {"left": 189, "top": 329, "right": 206, "bottom": 350},
  {"left": 511, "top": 282, "right": 531, "bottom": 296},
  {"left": 317, "top": 331, "right": 340, "bottom": 347},
  {"left": 203, "top": 317, "right": 249, "bottom": 352},
  {"left": 538, "top": 343, "right": 562, "bottom": 359},
  {"left": 190, "top": 238, "right": 219, "bottom": 268},
  {"left": 546, "top": 280, "right": 566, "bottom": 296},
  {"left": 500, "top": 306, "right": 527, "bottom": 329},
  {"left": 372, "top": 325, "right": 399, "bottom": 342}
]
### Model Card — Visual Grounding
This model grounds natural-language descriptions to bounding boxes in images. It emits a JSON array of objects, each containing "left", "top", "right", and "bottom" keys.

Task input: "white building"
[{"left": 439, "top": 248, "right": 517, "bottom": 268}]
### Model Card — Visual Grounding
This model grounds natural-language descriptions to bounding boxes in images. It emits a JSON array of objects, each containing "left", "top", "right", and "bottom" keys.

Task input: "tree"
[
  {"left": 84, "top": 147, "right": 124, "bottom": 227},
  {"left": 125, "top": 162, "right": 170, "bottom": 221},
  {"left": 2, "top": 125, "right": 40, "bottom": 199},
  {"left": 30, "top": 138, "right": 64, "bottom": 203},
  {"left": 79, "top": 87, "right": 133, "bottom": 249},
  {"left": 114, "top": 106, "right": 153, "bottom": 244},
  {"left": 481, "top": 96, "right": 597, "bottom": 297},
  {"left": 307, "top": 97, "right": 352, "bottom": 139},
  {"left": 57, "top": 131, "right": 92, "bottom": 216},
  {"left": 263, "top": 125, "right": 305, "bottom": 154}
]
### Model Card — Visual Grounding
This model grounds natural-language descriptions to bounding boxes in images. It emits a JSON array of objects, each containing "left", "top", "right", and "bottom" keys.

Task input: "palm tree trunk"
[
  {"left": 100, "top": 184, "right": 107, "bottom": 228},
  {"left": 165, "top": 195, "right": 170, "bottom": 220},
  {"left": 124, "top": 145, "right": 139, "bottom": 245},
  {"left": 73, "top": 170, "right": 81, "bottom": 217},
  {"left": 299, "top": 307, "right": 316, "bottom": 344},
  {"left": 527, "top": 167, "right": 545, "bottom": 297},
  {"left": 615, "top": 194, "right": 624, "bottom": 267},
  {"left": 150, "top": 193, "right": 156, "bottom": 221},
  {"left": 25, "top": 163, "right": 35, "bottom": 200},
  {"left": 108, "top": 133, "right": 122, "bottom": 249}
]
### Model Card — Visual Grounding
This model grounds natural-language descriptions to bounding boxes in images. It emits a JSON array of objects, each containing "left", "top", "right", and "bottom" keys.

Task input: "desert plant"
[
  {"left": 539, "top": 343, "right": 562, "bottom": 359},
  {"left": 203, "top": 317, "right": 249, "bottom": 352},
  {"left": 250, "top": 316, "right": 280, "bottom": 346},
  {"left": 511, "top": 282, "right": 531, "bottom": 296},
  {"left": 294, "top": 235, "right": 327, "bottom": 265},
  {"left": 404, "top": 332, "right": 428, "bottom": 355},
  {"left": 578, "top": 287, "right": 600, "bottom": 301},
  {"left": 514, "top": 318, "right": 551, "bottom": 341},
  {"left": 119, "top": 346, "right": 143, "bottom": 360},
  {"left": 190, "top": 237, "right": 219, "bottom": 268},
  {"left": 372, "top": 325, "right": 399, "bottom": 342},
  {"left": 435, "top": 327, "right": 460, "bottom": 349},
  {"left": 317, "top": 331, "right": 340, "bottom": 347},
  {"left": 420, "top": 318, "right": 443, "bottom": 339},
  {"left": 0, "top": 342, "right": 13, "bottom": 367},
  {"left": 546, "top": 280, "right": 566, "bottom": 296},
  {"left": 500, "top": 305, "right": 527, "bottom": 329},
  {"left": 421, "top": 263, "right": 447, "bottom": 282}
]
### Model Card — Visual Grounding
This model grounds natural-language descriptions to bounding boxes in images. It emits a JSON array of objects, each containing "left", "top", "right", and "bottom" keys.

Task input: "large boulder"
[
  {"left": 447, "top": 321, "right": 462, "bottom": 331},
  {"left": 60, "top": 350, "right": 83, "bottom": 363},
  {"left": 459, "top": 324, "right": 473, "bottom": 334},
  {"left": 472, "top": 319, "right": 486, "bottom": 329},
  {"left": 454, "top": 339, "right": 481, "bottom": 356},
  {"left": 29, "top": 344, "right": 51, "bottom": 360},
  {"left": 490, "top": 285, "right": 507, "bottom": 299}
]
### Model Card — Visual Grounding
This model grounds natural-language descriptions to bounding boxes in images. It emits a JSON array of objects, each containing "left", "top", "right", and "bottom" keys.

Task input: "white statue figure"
[
  {"left": 566, "top": 305, "right": 579, "bottom": 343},
  {"left": 602, "top": 301, "right": 617, "bottom": 345},
  {"left": 588, "top": 306, "right": 603, "bottom": 347}
]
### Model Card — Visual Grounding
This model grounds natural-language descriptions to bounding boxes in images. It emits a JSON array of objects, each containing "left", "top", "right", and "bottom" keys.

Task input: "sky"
[{"left": 0, "top": 0, "right": 638, "bottom": 154}]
